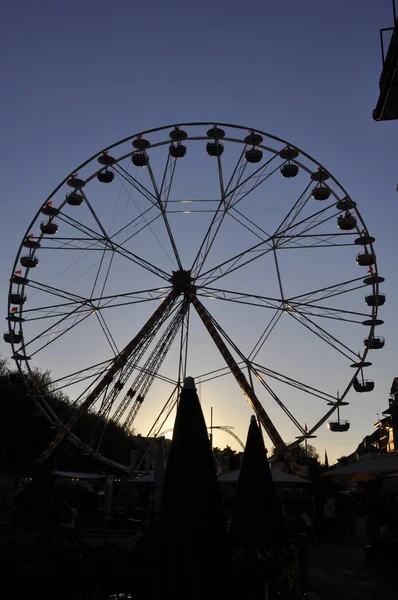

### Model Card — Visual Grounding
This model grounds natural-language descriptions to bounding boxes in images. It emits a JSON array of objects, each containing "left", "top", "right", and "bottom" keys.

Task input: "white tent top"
[
  {"left": 130, "top": 473, "right": 155, "bottom": 483},
  {"left": 54, "top": 471, "right": 107, "bottom": 480},
  {"left": 218, "top": 468, "right": 310, "bottom": 485},
  {"left": 323, "top": 454, "right": 398, "bottom": 477},
  {"left": 128, "top": 469, "right": 311, "bottom": 485}
]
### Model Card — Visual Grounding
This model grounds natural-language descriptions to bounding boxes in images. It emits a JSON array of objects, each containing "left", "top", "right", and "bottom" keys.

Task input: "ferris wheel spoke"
[
  {"left": 159, "top": 152, "right": 178, "bottom": 209},
  {"left": 79, "top": 189, "right": 117, "bottom": 243},
  {"left": 189, "top": 150, "right": 230, "bottom": 276},
  {"left": 53, "top": 358, "right": 177, "bottom": 397},
  {"left": 289, "top": 276, "right": 365, "bottom": 303},
  {"left": 106, "top": 239, "right": 171, "bottom": 280},
  {"left": 286, "top": 307, "right": 358, "bottom": 360},
  {"left": 273, "top": 182, "right": 313, "bottom": 238},
  {"left": 94, "top": 245, "right": 120, "bottom": 307},
  {"left": 57, "top": 206, "right": 156, "bottom": 258},
  {"left": 192, "top": 295, "right": 336, "bottom": 435},
  {"left": 113, "top": 163, "right": 158, "bottom": 206},
  {"left": 250, "top": 366, "right": 336, "bottom": 437},
  {"left": 223, "top": 146, "right": 248, "bottom": 196},
  {"left": 111, "top": 167, "right": 178, "bottom": 267},
  {"left": 289, "top": 311, "right": 366, "bottom": 325},
  {"left": 89, "top": 239, "right": 115, "bottom": 301},
  {"left": 20, "top": 291, "right": 165, "bottom": 338},
  {"left": 21, "top": 287, "right": 167, "bottom": 318},
  {"left": 21, "top": 278, "right": 88, "bottom": 305},
  {"left": 189, "top": 181, "right": 229, "bottom": 278},
  {"left": 249, "top": 308, "right": 284, "bottom": 361},
  {"left": 108, "top": 204, "right": 159, "bottom": 243},
  {"left": 49, "top": 358, "right": 114, "bottom": 387},
  {"left": 146, "top": 385, "right": 180, "bottom": 438},
  {"left": 190, "top": 148, "right": 250, "bottom": 278},
  {"left": 229, "top": 206, "right": 273, "bottom": 242},
  {"left": 84, "top": 290, "right": 172, "bottom": 316},
  {"left": 21, "top": 298, "right": 93, "bottom": 323},
  {"left": 215, "top": 144, "right": 227, "bottom": 198},
  {"left": 287, "top": 299, "right": 370, "bottom": 321},
  {"left": 55, "top": 211, "right": 169, "bottom": 281},
  {"left": 37, "top": 291, "right": 179, "bottom": 463},
  {"left": 190, "top": 204, "right": 228, "bottom": 277},
  {"left": 85, "top": 187, "right": 171, "bottom": 279},
  {"left": 198, "top": 287, "right": 283, "bottom": 310},
  {"left": 191, "top": 152, "right": 278, "bottom": 278},
  {"left": 55, "top": 205, "right": 161, "bottom": 253},
  {"left": 59, "top": 195, "right": 170, "bottom": 281},
  {"left": 195, "top": 238, "right": 274, "bottom": 287},
  {"left": 56, "top": 211, "right": 110, "bottom": 243},
  {"left": 26, "top": 304, "right": 98, "bottom": 358},
  {"left": 39, "top": 238, "right": 106, "bottom": 251},
  {"left": 223, "top": 154, "right": 280, "bottom": 209},
  {"left": 248, "top": 364, "right": 307, "bottom": 434},
  {"left": 116, "top": 213, "right": 164, "bottom": 250},
  {"left": 272, "top": 246, "right": 286, "bottom": 302},
  {"left": 93, "top": 310, "right": 119, "bottom": 356},
  {"left": 252, "top": 362, "right": 337, "bottom": 403},
  {"left": 191, "top": 293, "right": 285, "bottom": 448},
  {"left": 145, "top": 159, "right": 183, "bottom": 270},
  {"left": 275, "top": 204, "right": 342, "bottom": 245},
  {"left": 274, "top": 232, "right": 355, "bottom": 249},
  {"left": 198, "top": 364, "right": 244, "bottom": 384}
]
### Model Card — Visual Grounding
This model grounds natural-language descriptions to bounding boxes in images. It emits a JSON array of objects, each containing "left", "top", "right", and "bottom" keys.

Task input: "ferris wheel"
[{"left": 6, "top": 122, "right": 385, "bottom": 469}]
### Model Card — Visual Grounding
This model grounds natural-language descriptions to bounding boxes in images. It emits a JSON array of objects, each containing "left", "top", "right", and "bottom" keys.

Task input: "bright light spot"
[
  {"left": 181, "top": 200, "right": 192, "bottom": 204},
  {"left": 282, "top": 303, "right": 294, "bottom": 313},
  {"left": 183, "top": 210, "right": 192, "bottom": 214}
]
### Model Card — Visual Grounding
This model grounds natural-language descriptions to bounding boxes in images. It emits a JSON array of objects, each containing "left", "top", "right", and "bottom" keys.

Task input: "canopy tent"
[
  {"left": 219, "top": 468, "right": 310, "bottom": 485},
  {"left": 132, "top": 467, "right": 311, "bottom": 485},
  {"left": 347, "top": 472, "right": 379, "bottom": 483},
  {"left": 53, "top": 471, "right": 107, "bottom": 480},
  {"left": 323, "top": 454, "right": 398, "bottom": 478}
]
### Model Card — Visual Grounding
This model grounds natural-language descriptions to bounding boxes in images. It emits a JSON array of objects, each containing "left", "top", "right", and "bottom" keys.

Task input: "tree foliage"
[
  {"left": 0, "top": 359, "right": 137, "bottom": 473},
  {"left": 289, "top": 443, "right": 320, "bottom": 463},
  {"left": 213, "top": 445, "right": 242, "bottom": 470},
  {"left": 336, "top": 455, "right": 349, "bottom": 465}
]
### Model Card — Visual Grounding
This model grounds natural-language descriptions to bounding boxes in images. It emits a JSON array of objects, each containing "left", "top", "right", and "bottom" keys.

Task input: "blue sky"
[{"left": 1, "top": 1, "right": 397, "bottom": 463}]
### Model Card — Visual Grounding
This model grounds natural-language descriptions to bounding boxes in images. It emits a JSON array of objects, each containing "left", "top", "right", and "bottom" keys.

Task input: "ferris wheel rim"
[{"left": 7, "top": 121, "right": 383, "bottom": 466}]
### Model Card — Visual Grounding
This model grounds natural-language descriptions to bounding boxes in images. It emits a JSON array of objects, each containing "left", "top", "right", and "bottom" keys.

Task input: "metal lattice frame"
[{"left": 6, "top": 122, "right": 384, "bottom": 468}]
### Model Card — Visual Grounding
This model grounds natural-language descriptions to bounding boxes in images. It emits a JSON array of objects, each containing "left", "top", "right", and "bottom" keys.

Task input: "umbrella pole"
[
  {"left": 264, "top": 579, "right": 270, "bottom": 600},
  {"left": 210, "top": 406, "right": 213, "bottom": 450}
]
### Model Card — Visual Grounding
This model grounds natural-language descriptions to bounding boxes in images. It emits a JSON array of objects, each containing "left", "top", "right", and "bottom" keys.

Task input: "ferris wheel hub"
[{"left": 170, "top": 269, "right": 195, "bottom": 294}]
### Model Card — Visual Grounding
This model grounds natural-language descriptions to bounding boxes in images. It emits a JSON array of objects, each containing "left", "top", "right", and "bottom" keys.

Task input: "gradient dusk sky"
[{"left": 1, "top": 1, "right": 397, "bottom": 463}]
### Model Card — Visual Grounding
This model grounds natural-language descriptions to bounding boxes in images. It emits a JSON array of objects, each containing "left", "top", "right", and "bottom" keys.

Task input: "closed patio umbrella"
[
  {"left": 153, "top": 437, "right": 165, "bottom": 513},
  {"left": 229, "top": 416, "right": 291, "bottom": 598},
  {"left": 158, "top": 377, "right": 226, "bottom": 598}
]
